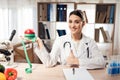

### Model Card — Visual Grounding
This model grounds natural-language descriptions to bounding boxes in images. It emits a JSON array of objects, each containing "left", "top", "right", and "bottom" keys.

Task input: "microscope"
[{"left": 0, "top": 30, "right": 16, "bottom": 66}]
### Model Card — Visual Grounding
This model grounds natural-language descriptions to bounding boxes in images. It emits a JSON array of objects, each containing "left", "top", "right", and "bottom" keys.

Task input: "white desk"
[{"left": 4, "top": 63, "right": 120, "bottom": 80}]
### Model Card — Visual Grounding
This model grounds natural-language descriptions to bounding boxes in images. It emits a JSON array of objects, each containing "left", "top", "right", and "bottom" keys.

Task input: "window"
[{"left": 0, "top": 0, "right": 36, "bottom": 41}]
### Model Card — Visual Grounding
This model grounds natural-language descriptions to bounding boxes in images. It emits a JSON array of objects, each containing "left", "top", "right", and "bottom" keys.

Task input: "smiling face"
[{"left": 69, "top": 14, "right": 85, "bottom": 35}]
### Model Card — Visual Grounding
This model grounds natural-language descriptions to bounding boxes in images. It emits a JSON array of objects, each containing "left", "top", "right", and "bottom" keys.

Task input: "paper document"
[{"left": 63, "top": 68, "right": 94, "bottom": 80}]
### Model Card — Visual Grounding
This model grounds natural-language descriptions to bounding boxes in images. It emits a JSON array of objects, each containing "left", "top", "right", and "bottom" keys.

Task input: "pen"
[
  {"left": 72, "top": 68, "right": 75, "bottom": 75},
  {"left": 86, "top": 43, "right": 89, "bottom": 58},
  {"left": 87, "top": 47, "right": 89, "bottom": 58}
]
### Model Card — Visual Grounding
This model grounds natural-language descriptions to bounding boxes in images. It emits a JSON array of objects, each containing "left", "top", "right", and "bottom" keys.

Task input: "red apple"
[
  {"left": 24, "top": 29, "right": 35, "bottom": 34},
  {"left": 24, "top": 29, "right": 35, "bottom": 39}
]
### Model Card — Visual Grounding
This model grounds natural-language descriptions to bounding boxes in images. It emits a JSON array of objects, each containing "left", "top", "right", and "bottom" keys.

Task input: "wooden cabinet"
[{"left": 13, "top": 41, "right": 41, "bottom": 63}]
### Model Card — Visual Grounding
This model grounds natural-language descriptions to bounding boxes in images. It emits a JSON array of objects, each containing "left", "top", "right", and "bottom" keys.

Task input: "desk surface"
[{"left": 10, "top": 63, "right": 120, "bottom": 80}]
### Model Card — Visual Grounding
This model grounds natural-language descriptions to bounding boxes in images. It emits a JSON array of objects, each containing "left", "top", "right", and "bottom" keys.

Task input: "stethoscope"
[
  {"left": 63, "top": 41, "right": 91, "bottom": 58},
  {"left": 63, "top": 41, "right": 71, "bottom": 48}
]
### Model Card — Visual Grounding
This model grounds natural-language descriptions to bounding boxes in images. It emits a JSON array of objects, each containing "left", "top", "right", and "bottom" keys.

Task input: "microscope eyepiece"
[{"left": 0, "top": 49, "right": 11, "bottom": 56}]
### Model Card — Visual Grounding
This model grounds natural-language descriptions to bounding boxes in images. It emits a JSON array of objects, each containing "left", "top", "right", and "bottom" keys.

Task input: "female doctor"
[{"left": 34, "top": 10, "right": 106, "bottom": 69}]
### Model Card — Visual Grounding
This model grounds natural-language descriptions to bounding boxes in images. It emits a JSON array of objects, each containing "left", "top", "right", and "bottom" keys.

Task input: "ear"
[{"left": 82, "top": 21, "right": 85, "bottom": 27}]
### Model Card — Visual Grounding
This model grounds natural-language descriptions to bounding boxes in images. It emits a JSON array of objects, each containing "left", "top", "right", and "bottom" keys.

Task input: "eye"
[
  {"left": 75, "top": 20, "right": 80, "bottom": 24},
  {"left": 69, "top": 20, "right": 72, "bottom": 23}
]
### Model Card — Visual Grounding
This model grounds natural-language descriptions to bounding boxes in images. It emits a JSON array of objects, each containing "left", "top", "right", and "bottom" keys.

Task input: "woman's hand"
[
  {"left": 20, "top": 36, "right": 43, "bottom": 49},
  {"left": 66, "top": 50, "right": 79, "bottom": 68},
  {"left": 20, "top": 36, "right": 31, "bottom": 41},
  {"left": 35, "top": 37, "right": 43, "bottom": 49}
]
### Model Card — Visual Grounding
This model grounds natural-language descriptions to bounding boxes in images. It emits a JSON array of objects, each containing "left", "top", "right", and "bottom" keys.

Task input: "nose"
[{"left": 71, "top": 22, "right": 75, "bottom": 28}]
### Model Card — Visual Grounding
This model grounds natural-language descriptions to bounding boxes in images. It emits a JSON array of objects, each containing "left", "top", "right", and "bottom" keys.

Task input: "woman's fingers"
[
  {"left": 69, "top": 50, "right": 75, "bottom": 58},
  {"left": 36, "top": 37, "right": 43, "bottom": 48},
  {"left": 66, "top": 50, "right": 79, "bottom": 67}
]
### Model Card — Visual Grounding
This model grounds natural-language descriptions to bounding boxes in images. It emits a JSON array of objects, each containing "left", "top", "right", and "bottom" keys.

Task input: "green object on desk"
[
  {"left": 0, "top": 64, "right": 5, "bottom": 73},
  {"left": 21, "top": 40, "right": 32, "bottom": 74}
]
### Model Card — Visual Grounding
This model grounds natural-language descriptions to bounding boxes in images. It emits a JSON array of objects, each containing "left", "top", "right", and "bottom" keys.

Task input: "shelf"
[
  {"left": 95, "top": 4, "right": 115, "bottom": 23},
  {"left": 37, "top": 2, "right": 116, "bottom": 55},
  {"left": 38, "top": 22, "right": 56, "bottom": 40},
  {"left": 75, "top": 3, "right": 116, "bottom": 56},
  {"left": 37, "top": 2, "right": 75, "bottom": 40},
  {"left": 76, "top": 4, "right": 96, "bottom": 23}
]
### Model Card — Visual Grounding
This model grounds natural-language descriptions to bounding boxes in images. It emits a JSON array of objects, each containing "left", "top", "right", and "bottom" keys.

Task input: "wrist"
[{"left": 36, "top": 38, "right": 43, "bottom": 48}]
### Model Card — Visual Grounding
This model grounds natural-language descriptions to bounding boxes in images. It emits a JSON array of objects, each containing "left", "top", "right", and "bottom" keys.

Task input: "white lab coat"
[{"left": 34, "top": 34, "right": 106, "bottom": 69}]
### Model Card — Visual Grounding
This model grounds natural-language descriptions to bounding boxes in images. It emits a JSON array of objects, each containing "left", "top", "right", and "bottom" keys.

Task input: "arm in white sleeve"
[
  {"left": 79, "top": 40, "right": 106, "bottom": 69},
  {"left": 34, "top": 38, "right": 61, "bottom": 67}
]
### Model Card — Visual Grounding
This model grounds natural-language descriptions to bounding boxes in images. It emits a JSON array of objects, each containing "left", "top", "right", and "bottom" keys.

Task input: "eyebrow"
[{"left": 69, "top": 19, "right": 82, "bottom": 22}]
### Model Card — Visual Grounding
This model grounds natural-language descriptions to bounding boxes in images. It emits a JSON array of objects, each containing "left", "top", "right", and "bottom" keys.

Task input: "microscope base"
[{"left": 0, "top": 62, "right": 17, "bottom": 68}]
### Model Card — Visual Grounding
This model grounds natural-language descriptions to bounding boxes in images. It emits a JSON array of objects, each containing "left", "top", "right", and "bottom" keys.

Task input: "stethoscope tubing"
[{"left": 63, "top": 41, "right": 71, "bottom": 48}]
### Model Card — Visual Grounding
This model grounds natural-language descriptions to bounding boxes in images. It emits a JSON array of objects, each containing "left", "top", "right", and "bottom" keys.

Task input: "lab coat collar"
[
  {"left": 63, "top": 33, "right": 91, "bottom": 47},
  {"left": 67, "top": 33, "right": 90, "bottom": 49}
]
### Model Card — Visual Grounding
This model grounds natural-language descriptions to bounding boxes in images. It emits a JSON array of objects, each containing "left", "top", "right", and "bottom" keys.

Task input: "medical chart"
[{"left": 63, "top": 68, "right": 94, "bottom": 80}]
